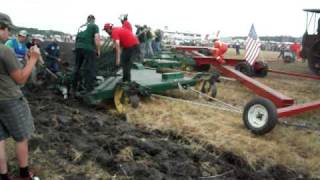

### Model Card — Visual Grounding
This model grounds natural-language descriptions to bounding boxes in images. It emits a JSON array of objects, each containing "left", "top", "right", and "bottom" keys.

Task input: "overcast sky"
[{"left": 1, "top": 0, "right": 319, "bottom": 37}]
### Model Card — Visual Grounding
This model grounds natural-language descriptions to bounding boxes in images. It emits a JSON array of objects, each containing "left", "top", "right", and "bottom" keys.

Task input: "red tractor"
[{"left": 301, "top": 9, "right": 320, "bottom": 75}]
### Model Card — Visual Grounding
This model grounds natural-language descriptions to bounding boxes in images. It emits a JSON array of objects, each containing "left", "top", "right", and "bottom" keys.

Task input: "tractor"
[{"left": 301, "top": 9, "right": 320, "bottom": 75}]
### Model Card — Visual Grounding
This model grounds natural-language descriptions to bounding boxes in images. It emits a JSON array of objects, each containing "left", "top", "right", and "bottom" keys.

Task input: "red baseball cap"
[{"left": 103, "top": 23, "right": 113, "bottom": 30}]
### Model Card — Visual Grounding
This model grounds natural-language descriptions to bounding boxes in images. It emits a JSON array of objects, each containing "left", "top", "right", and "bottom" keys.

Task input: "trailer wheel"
[
  {"left": 114, "top": 86, "right": 129, "bottom": 113},
  {"left": 243, "top": 97, "right": 278, "bottom": 135},
  {"left": 254, "top": 61, "right": 268, "bottom": 77},
  {"left": 308, "top": 40, "right": 320, "bottom": 75},
  {"left": 235, "top": 62, "right": 254, "bottom": 76}
]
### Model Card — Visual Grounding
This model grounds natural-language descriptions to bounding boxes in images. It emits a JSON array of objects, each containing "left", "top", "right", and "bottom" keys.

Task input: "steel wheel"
[
  {"left": 181, "top": 62, "right": 194, "bottom": 72},
  {"left": 235, "top": 62, "right": 254, "bottom": 77},
  {"left": 308, "top": 40, "right": 320, "bottom": 75},
  {"left": 194, "top": 79, "right": 205, "bottom": 91},
  {"left": 254, "top": 61, "right": 268, "bottom": 77},
  {"left": 114, "top": 86, "right": 129, "bottom": 113},
  {"left": 129, "top": 95, "right": 140, "bottom": 108}
]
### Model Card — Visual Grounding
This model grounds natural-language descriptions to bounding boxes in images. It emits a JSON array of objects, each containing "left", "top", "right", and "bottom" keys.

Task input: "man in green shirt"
[
  {"left": 0, "top": 12, "right": 40, "bottom": 179},
  {"left": 72, "top": 14, "right": 101, "bottom": 93}
]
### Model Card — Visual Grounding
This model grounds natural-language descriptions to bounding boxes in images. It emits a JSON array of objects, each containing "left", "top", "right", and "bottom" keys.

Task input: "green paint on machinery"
[
  {"left": 83, "top": 63, "right": 199, "bottom": 105},
  {"left": 53, "top": 41, "right": 218, "bottom": 113},
  {"left": 144, "top": 51, "right": 195, "bottom": 69}
]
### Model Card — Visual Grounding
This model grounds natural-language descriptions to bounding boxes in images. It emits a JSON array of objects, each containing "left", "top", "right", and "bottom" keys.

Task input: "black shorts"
[{"left": 0, "top": 97, "right": 34, "bottom": 142}]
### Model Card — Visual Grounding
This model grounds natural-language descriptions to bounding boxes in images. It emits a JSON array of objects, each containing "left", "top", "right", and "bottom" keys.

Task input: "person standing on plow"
[
  {"left": 212, "top": 38, "right": 228, "bottom": 64},
  {"left": 72, "top": 14, "right": 101, "bottom": 93},
  {"left": 103, "top": 22, "right": 140, "bottom": 82},
  {"left": 0, "top": 12, "right": 40, "bottom": 179}
]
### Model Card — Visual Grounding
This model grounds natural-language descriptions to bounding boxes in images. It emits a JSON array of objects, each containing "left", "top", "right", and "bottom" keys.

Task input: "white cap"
[{"left": 18, "top": 30, "right": 28, "bottom": 37}]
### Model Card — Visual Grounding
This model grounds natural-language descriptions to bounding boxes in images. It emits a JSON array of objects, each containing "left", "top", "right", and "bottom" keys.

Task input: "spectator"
[
  {"left": 290, "top": 41, "right": 301, "bottom": 61},
  {"left": 135, "top": 25, "right": 147, "bottom": 60},
  {"left": 235, "top": 40, "right": 240, "bottom": 55},
  {"left": 278, "top": 44, "right": 285, "bottom": 60},
  {"left": 145, "top": 27, "right": 154, "bottom": 58},
  {"left": 154, "top": 29, "right": 163, "bottom": 54},
  {"left": 0, "top": 12, "right": 40, "bottom": 179},
  {"left": 45, "top": 38, "right": 61, "bottom": 74},
  {"left": 5, "top": 30, "right": 28, "bottom": 67}
]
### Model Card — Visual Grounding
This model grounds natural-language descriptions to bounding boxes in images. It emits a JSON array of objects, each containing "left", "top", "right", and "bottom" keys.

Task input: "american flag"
[{"left": 245, "top": 24, "right": 261, "bottom": 65}]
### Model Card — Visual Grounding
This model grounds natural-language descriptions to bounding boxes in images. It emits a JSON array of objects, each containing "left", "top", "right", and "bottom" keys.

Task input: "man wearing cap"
[
  {"left": 0, "top": 12, "right": 40, "bottom": 179},
  {"left": 72, "top": 14, "right": 101, "bottom": 93},
  {"left": 103, "top": 22, "right": 140, "bottom": 82},
  {"left": 5, "top": 30, "right": 28, "bottom": 67}
]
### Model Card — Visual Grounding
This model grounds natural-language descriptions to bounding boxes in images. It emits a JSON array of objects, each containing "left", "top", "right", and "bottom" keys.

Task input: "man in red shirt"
[
  {"left": 290, "top": 42, "right": 301, "bottom": 61},
  {"left": 119, "top": 14, "right": 132, "bottom": 32},
  {"left": 103, "top": 23, "right": 140, "bottom": 82},
  {"left": 212, "top": 38, "right": 228, "bottom": 64}
]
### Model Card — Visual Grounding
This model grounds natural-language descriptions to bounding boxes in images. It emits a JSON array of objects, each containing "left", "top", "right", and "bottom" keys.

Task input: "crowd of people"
[{"left": 0, "top": 12, "right": 165, "bottom": 179}]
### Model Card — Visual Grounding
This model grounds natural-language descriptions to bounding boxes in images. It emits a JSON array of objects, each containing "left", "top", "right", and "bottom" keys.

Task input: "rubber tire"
[
  {"left": 235, "top": 62, "right": 254, "bottom": 77},
  {"left": 243, "top": 97, "right": 278, "bottom": 135},
  {"left": 254, "top": 61, "right": 268, "bottom": 77},
  {"left": 129, "top": 95, "right": 140, "bottom": 108}
]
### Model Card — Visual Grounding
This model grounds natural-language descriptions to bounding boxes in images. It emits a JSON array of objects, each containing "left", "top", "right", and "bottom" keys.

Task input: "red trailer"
[{"left": 175, "top": 46, "right": 320, "bottom": 135}]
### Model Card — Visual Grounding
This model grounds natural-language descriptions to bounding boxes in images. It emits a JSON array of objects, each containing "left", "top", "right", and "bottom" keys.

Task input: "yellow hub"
[{"left": 114, "top": 86, "right": 129, "bottom": 113}]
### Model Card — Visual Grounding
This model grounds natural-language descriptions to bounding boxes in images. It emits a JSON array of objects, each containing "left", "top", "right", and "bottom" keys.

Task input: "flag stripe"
[
  {"left": 245, "top": 24, "right": 260, "bottom": 65},
  {"left": 246, "top": 41, "right": 260, "bottom": 64}
]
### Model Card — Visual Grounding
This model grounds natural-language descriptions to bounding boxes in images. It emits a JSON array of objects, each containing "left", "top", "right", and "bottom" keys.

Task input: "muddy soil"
[
  {"left": 21, "top": 42, "right": 306, "bottom": 179},
  {"left": 24, "top": 89, "right": 305, "bottom": 179}
]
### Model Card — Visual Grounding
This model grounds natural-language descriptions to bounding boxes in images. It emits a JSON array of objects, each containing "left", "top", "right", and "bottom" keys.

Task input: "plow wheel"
[
  {"left": 114, "top": 86, "right": 129, "bottom": 113},
  {"left": 243, "top": 97, "right": 278, "bottom": 135},
  {"left": 195, "top": 80, "right": 217, "bottom": 98},
  {"left": 253, "top": 61, "right": 268, "bottom": 77},
  {"left": 308, "top": 40, "right": 320, "bottom": 75},
  {"left": 114, "top": 85, "right": 140, "bottom": 113},
  {"left": 235, "top": 62, "right": 254, "bottom": 77},
  {"left": 181, "top": 62, "right": 194, "bottom": 72}
]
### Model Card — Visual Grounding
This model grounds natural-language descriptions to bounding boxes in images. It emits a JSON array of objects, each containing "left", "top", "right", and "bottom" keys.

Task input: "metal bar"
[
  {"left": 269, "top": 69, "right": 320, "bottom": 80},
  {"left": 213, "top": 65, "right": 294, "bottom": 107},
  {"left": 175, "top": 46, "right": 245, "bottom": 66},
  {"left": 191, "top": 56, "right": 245, "bottom": 66},
  {"left": 278, "top": 100, "right": 320, "bottom": 118},
  {"left": 190, "top": 50, "right": 207, "bottom": 57},
  {"left": 175, "top": 46, "right": 213, "bottom": 51}
]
